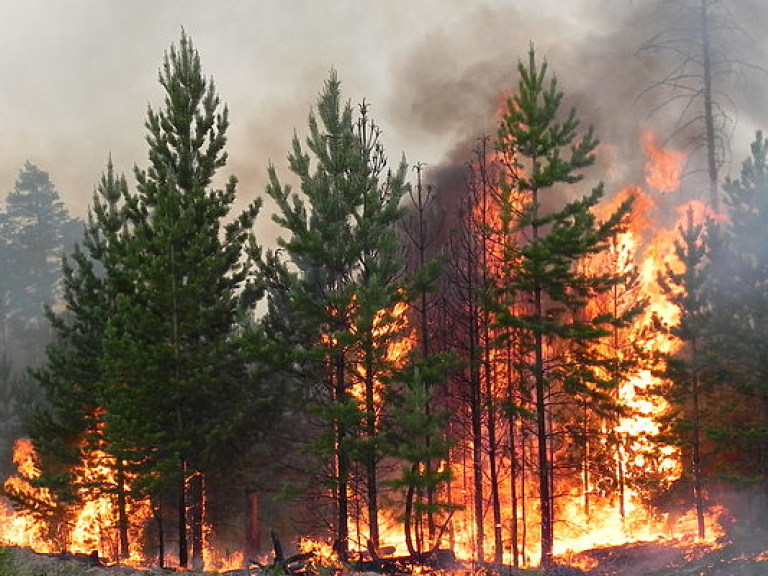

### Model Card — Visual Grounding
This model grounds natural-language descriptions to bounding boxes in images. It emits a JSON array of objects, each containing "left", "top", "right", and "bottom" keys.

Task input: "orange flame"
[{"left": 642, "top": 130, "right": 685, "bottom": 193}]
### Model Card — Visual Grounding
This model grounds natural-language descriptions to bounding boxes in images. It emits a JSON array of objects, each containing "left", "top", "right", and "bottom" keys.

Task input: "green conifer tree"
[
  {"left": 658, "top": 205, "right": 711, "bottom": 539},
  {"left": 26, "top": 158, "right": 131, "bottom": 557},
  {"left": 707, "top": 131, "right": 768, "bottom": 524},
  {"left": 492, "top": 47, "right": 634, "bottom": 566},
  {"left": 259, "top": 70, "right": 409, "bottom": 558},
  {"left": 96, "top": 32, "right": 261, "bottom": 568}
]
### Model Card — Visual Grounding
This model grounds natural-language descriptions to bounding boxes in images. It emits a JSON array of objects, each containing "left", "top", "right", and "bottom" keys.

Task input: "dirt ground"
[{"left": 5, "top": 530, "right": 768, "bottom": 576}]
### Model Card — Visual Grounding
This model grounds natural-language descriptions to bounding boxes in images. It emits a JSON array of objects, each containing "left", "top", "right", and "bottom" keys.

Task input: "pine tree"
[
  {"left": 27, "top": 158, "right": 131, "bottom": 556},
  {"left": 385, "top": 364, "right": 456, "bottom": 555},
  {"left": 707, "top": 131, "right": 768, "bottom": 524},
  {"left": 492, "top": 47, "right": 633, "bottom": 567},
  {"left": 658, "top": 205, "right": 711, "bottom": 539},
  {"left": 94, "top": 32, "right": 261, "bottom": 568},
  {"left": 400, "top": 164, "right": 453, "bottom": 553},
  {"left": 259, "top": 70, "right": 409, "bottom": 558},
  {"left": 3, "top": 162, "right": 81, "bottom": 365}
]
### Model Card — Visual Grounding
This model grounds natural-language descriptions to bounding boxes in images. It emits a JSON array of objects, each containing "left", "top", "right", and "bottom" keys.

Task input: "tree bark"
[
  {"left": 700, "top": 0, "right": 719, "bottom": 212},
  {"left": 116, "top": 459, "right": 130, "bottom": 561},
  {"left": 190, "top": 471, "right": 204, "bottom": 568},
  {"left": 178, "top": 471, "right": 188, "bottom": 568},
  {"left": 334, "top": 353, "right": 350, "bottom": 561},
  {"left": 532, "top": 186, "right": 553, "bottom": 567}
]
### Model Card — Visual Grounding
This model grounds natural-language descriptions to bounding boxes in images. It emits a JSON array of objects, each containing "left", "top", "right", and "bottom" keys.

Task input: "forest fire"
[
  {"left": 0, "top": 130, "right": 728, "bottom": 574},
  {"left": 0, "top": 29, "right": 744, "bottom": 573}
]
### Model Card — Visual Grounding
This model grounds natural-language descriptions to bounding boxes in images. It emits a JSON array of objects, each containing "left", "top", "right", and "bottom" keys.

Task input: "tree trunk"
[
  {"left": 532, "top": 184, "right": 553, "bottom": 566},
  {"left": 246, "top": 492, "right": 261, "bottom": 559},
  {"left": 154, "top": 502, "right": 165, "bottom": 569},
  {"left": 469, "top": 297, "right": 485, "bottom": 563},
  {"left": 485, "top": 354, "right": 503, "bottom": 564},
  {"left": 700, "top": 0, "right": 719, "bottom": 212},
  {"left": 335, "top": 354, "right": 350, "bottom": 561},
  {"left": 508, "top": 352, "right": 520, "bottom": 568},
  {"left": 363, "top": 339, "right": 380, "bottom": 550},
  {"left": 116, "top": 459, "right": 130, "bottom": 561},
  {"left": 178, "top": 471, "right": 188, "bottom": 568},
  {"left": 404, "top": 464, "right": 417, "bottom": 555},
  {"left": 190, "top": 472, "right": 204, "bottom": 569}
]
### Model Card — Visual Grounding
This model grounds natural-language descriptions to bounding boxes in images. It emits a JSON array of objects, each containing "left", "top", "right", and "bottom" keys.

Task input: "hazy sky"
[{"left": 1, "top": 0, "right": 766, "bottom": 225}]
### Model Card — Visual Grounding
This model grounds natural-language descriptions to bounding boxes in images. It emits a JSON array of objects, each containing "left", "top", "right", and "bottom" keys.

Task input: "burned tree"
[{"left": 638, "top": 0, "right": 767, "bottom": 211}]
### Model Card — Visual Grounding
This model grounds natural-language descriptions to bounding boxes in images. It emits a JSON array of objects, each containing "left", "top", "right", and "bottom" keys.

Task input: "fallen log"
[
  {"left": 267, "top": 531, "right": 460, "bottom": 575},
  {"left": 351, "top": 549, "right": 459, "bottom": 574}
]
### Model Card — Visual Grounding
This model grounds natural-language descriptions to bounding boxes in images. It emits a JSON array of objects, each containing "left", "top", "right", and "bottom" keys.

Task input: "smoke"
[
  {"left": 0, "top": 1, "right": 766, "bottom": 227},
  {"left": 383, "top": 0, "right": 768, "bottom": 221}
]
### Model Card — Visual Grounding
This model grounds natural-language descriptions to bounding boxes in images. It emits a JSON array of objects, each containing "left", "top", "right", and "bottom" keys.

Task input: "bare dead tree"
[{"left": 637, "top": 0, "right": 766, "bottom": 212}]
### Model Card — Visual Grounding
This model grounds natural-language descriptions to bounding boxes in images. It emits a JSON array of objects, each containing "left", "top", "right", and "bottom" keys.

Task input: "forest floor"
[
  {"left": 571, "top": 529, "right": 768, "bottom": 576},
  {"left": 5, "top": 530, "right": 768, "bottom": 576}
]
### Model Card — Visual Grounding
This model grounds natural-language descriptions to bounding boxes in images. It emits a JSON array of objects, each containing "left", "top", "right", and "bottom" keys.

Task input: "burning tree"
[
  {"left": 23, "top": 159, "right": 131, "bottom": 557},
  {"left": 490, "top": 47, "right": 635, "bottom": 567},
  {"left": 258, "top": 70, "right": 410, "bottom": 559}
]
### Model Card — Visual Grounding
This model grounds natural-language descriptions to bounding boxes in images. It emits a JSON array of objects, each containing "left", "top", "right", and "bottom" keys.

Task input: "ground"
[{"left": 4, "top": 531, "right": 768, "bottom": 576}]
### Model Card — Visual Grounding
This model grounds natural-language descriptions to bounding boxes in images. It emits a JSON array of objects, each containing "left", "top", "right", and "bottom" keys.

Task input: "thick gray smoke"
[
  {"left": 0, "top": 1, "right": 766, "bottom": 230},
  {"left": 383, "top": 0, "right": 768, "bottom": 221}
]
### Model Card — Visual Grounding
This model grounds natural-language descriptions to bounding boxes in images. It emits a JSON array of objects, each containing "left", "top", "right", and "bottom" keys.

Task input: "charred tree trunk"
[
  {"left": 154, "top": 502, "right": 165, "bottom": 569},
  {"left": 413, "top": 165, "right": 438, "bottom": 540},
  {"left": 478, "top": 143, "right": 504, "bottom": 564},
  {"left": 690, "top": 335, "right": 706, "bottom": 539},
  {"left": 334, "top": 354, "right": 350, "bottom": 561},
  {"left": 178, "top": 470, "right": 188, "bottom": 568},
  {"left": 364, "top": 354, "right": 380, "bottom": 549},
  {"left": 508, "top": 348, "right": 520, "bottom": 568},
  {"left": 470, "top": 333, "right": 485, "bottom": 563},
  {"left": 468, "top": 253, "right": 485, "bottom": 564},
  {"left": 532, "top": 186, "right": 553, "bottom": 567},
  {"left": 404, "top": 464, "right": 417, "bottom": 555},
  {"left": 190, "top": 471, "right": 204, "bottom": 568},
  {"left": 485, "top": 346, "right": 503, "bottom": 564},
  {"left": 116, "top": 459, "right": 130, "bottom": 560}
]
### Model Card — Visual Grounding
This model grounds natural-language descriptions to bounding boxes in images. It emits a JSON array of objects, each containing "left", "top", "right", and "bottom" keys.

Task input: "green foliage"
[
  {"left": 26, "top": 31, "right": 269, "bottom": 564},
  {"left": 704, "top": 131, "right": 768, "bottom": 511},
  {"left": 96, "top": 30, "right": 263, "bottom": 492},
  {"left": 491, "top": 45, "right": 637, "bottom": 565},
  {"left": 384, "top": 360, "right": 458, "bottom": 551},
  {"left": 259, "top": 69, "right": 411, "bottom": 551}
]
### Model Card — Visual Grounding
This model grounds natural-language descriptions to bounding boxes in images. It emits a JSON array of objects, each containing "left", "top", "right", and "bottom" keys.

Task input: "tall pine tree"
[
  {"left": 259, "top": 70, "right": 409, "bottom": 558},
  {"left": 103, "top": 31, "right": 261, "bottom": 568},
  {"left": 492, "top": 47, "right": 634, "bottom": 566},
  {"left": 707, "top": 131, "right": 768, "bottom": 525},
  {"left": 27, "top": 158, "right": 132, "bottom": 557}
]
